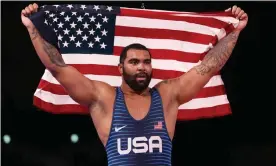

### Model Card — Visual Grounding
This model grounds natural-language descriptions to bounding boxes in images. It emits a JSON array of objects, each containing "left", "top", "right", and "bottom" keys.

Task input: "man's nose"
[{"left": 137, "top": 63, "right": 146, "bottom": 71}]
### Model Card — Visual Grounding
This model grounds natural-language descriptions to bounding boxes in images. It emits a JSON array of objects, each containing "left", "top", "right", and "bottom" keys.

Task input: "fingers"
[
  {"left": 229, "top": 5, "right": 247, "bottom": 20},
  {"left": 28, "top": 4, "right": 34, "bottom": 12},
  {"left": 24, "top": 6, "right": 31, "bottom": 14},
  {"left": 33, "top": 3, "right": 39, "bottom": 12},
  {"left": 235, "top": 7, "right": 241, "bottom": 16},
  {"left": 231, "top": 5, "right": 237, "bottom": 14},
  {"left": 240, "top": 13, "right": 248, "bottom": 20},
  {"left": 21, "top": 9, "right": 27, "bottom": 15},
  {"left": 237, "top": 10, "right": 244, "bottom": 18},
  {"left": 22, "top": 3, "right": 39, "bottom": 16}
]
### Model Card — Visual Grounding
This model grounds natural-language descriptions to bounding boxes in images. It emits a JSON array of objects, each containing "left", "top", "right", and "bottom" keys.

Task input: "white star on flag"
[
  {"left": 69, "top": 35, "right": 76, "bottom": 41},
  {"left": 62, "top": 41, "right": 69, "bottom": 47},
  {"left": 102, "top": 16, "right": 108, "bottom": 23},
  {"left": 106, "top": 6, "right": 113, "bottom": 12},
  {"left": 58, "top": 34, "right": 63, "bottom": 41},
  {"left": 60, "top": 12, "right": 65, "bottom": 16},
  {"left": 89, "top": 16, "right": 96, "bottom": 22},
  {"left": 53, "top": 17, "right": 58, "bottom": 22},
  {"left": 89, "top": 29, "right": 95, "bottom": 35},
  {"left": 96, "top": 22, "right": 102, "bottom": 29},
  {"left": 75, "top": 41, "right": 82, "bottom": 47},
  {"left": 88, "top": 42, "right": 94, "bottom": 48},
  {"left": 94, "top": 36, "right": 101, "bottom": 42},
  {"left": 101, "top": 29, "right": 108, "bottom": 36},
  {"left": 100, "top": 42, "right": 107, "bottom": 49},
  {"left": 76, "top": 28, "right": 83, "bottom": 35},
  {"left": 67, "top": 4, "right": 73, "bottom": 9},
  {"left": 77, "top": 16, "right": 84, "bottom": 22},
  {"left": 93, "top": 5, "right": 100, "bottom": 11},
  {"left": 63, "top": 28, "right": 70, "bottom": 35},
  {"left": 82, "top": 35, "right": 88, "bottom": 41},
  {"left": 64, "top": 15, "right": 71, "bottom": 22},
  {"left": 80, "top": 5, "right": 86, "bottom": 10},
  {"left": 58, "top": 22, "right": 64, "bottom": 28},
  {"left": 49, "top": 13, "right": 55, "bottom": 17},
  {"left": 70, "top": 22, "right": 77, "bottom": 28},
  {"left": 82, "top": 22, "right": 89, "bottom": 29}
]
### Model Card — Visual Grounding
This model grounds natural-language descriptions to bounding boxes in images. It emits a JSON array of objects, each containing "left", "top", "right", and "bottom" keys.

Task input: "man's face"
[{"left": 121, "top": 49, "right": 152, "bottom": 92}]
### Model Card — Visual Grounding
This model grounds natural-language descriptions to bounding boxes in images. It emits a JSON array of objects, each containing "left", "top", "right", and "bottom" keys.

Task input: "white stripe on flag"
[
  {"left": 116, "top": 16, "right": 221, "bottom": 36},
  {"left": 34, "top": 89, "right": 228, "bottom": 109},
  {"left": 179, "top": 94, "right": 229, "bottom": 109},
  {"left": 120, "top": 7, "right": 196, "bottom": 14},
  {"left": 41, "top": 69, "right": 224, "bottom": 88},
  {"left": 61, "top": 53, "right": 200, "bottom": 72},
  {"left": 114, "top": 36, "right": 213, "bottom": 54},
  {"left": 172, "top": 13, "right": 239, "bottom": 26}
]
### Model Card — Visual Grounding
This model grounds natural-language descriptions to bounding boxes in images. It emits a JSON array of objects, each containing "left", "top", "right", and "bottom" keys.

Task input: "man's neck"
[{"left": 120, "top": 82, "right": 150, "bottom": 96}]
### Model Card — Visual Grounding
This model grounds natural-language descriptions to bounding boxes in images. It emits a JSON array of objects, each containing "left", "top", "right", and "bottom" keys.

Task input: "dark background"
[{"left": 1, "top": 1, "right": 275, "bottom": 166}]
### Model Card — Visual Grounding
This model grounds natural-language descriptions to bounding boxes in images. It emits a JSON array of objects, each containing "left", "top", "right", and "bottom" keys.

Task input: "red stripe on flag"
[
  {"left": 33, "top": 96, "right": 232, "bottom": 120},
  {"left": 69, "top": 64, "right": 188, "bottom": 79},
  {"left": 224, "top": 24, "right": 236, "bottom": 36},
  {"left": 62, "top": 64, "right": 221, "bottom": 80},
  {"left": 33, "top": 96, "right": 89, "bottom": 114},
  {"left": 121, "top": 8, "right": 234, "bottom": 17},
  {"left": 37, "top": 79, "right": 226, "bottom": 98},
  {"left": 121, "top": 8, "right": 188, "bottom": 15},
  {"left": 177, "top": 104, "right": 232, "bottom": 121},
  {"left": 71, "top": 64, "right": 120, "bottom": 75},
  {"left": 115, "top": 26, "right": 217, "bottom": 45},
  {"left": 120, "top": 8, "right": 232, "bottom": 29},
  {"left": 113, "top": 47, "right": 206, "bottom": 62}
]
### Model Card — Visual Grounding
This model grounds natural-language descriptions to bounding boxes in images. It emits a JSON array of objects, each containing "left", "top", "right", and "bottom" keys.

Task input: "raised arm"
[
  {"left": 21, "top": 3, "right": 113, "bottom": 106},
  {"left": 156, "top": 5, "right": 248, "bottom": 107}
]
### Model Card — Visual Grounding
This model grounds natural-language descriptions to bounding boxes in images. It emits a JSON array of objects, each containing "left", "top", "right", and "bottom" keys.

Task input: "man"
[{"left": 21, "top": 3, "right": 248, "bottom": 166}]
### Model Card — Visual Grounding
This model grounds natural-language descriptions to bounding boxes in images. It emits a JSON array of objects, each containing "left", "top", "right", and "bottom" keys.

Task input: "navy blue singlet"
[{"left": 105, "top": 87, "right": 172, "bottom": 166}]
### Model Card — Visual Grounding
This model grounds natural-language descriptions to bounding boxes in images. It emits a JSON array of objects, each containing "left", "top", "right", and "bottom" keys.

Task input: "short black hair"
[{"left": 119, "top": 43, "right": 151, "bottom": 64}]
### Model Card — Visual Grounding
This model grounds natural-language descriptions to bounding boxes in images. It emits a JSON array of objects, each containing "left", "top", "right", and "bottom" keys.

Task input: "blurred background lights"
[
  {"left": 70, "top": 134, "right": 79, "bottom": 143},
  {"left": 3, "top": 134, "right": 11, "bottom": 144}
]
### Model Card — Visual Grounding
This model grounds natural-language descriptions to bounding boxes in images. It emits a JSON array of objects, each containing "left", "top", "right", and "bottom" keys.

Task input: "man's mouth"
[
  {"left": 136, "top": 73, "right": 147, "bottom": 81},
  {"left": 136, "top": 77, "right": 146, "bottom": 81}
]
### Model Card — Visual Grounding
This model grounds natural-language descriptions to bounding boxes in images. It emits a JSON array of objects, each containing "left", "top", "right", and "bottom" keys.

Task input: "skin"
[{"left": 21, "top": 3, "right": 248, "bottom": 146}]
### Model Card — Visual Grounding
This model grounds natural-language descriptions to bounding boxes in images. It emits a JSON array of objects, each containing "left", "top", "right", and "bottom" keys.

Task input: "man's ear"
[{"left": 118, "top": 63, "right": 123, "bottom": 75}]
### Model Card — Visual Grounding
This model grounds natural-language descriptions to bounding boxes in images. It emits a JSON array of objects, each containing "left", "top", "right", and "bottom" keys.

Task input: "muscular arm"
[
  {"left": 156, "top": 30, "right": 240, "bottom": 106},
  {"left": 27, "top": 25, "right": 112, "bottom": 106},
  {"left": 194, "top": 31, "right": 239, "bottom": 76}
]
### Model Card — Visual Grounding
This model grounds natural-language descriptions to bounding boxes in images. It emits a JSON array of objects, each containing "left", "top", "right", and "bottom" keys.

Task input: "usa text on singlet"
[{"left": 105, "top": 87, "right": 172, "bottom": 166}]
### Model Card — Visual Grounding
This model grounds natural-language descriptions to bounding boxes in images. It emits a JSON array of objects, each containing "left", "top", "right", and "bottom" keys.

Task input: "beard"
[{"left": 122, "top": 67, "right": 152, "bottom": 92}]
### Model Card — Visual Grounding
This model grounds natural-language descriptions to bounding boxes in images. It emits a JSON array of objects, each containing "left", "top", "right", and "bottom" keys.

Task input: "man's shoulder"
[{"left": 153, "top": 80, "right": 175, "bottom": 96}]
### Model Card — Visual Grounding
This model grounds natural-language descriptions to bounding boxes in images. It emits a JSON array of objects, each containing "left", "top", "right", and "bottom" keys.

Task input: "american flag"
[
  {"left": 30, "top": 4, "right": 239, "bottom": 121},
  {"left": 154, "top": 121, "right": 163, "bottom": 130}
]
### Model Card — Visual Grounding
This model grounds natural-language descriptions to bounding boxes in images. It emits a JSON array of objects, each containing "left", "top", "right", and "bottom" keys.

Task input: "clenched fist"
[
  {"left": 21, "top": 3, "right": 39, "bottom": 28},
  {"left": 226, "top": 5, "right": 248, "bottom": 31}
]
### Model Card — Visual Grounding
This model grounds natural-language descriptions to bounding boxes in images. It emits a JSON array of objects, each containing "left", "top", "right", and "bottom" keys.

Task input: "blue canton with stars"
[{"left": 30, "top": 4, "right": 120, "bottom": 54}]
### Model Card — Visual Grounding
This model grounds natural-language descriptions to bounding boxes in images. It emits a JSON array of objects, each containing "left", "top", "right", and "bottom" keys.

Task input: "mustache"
[{"left": 135, "top": 72, "right": 149, "bottom": 77}]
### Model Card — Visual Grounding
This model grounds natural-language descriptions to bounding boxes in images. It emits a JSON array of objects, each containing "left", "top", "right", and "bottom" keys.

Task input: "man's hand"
[
  {"left": 21, "top": 3, "right": 38, "bottom": 28},
  {"left": 226, "top": 5, "right": 248, "bottom": 31}
]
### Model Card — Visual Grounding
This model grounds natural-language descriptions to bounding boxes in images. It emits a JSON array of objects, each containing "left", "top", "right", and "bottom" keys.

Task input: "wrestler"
[{"left": 21, "top": 3, "right": 248, "bottom": 165}]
